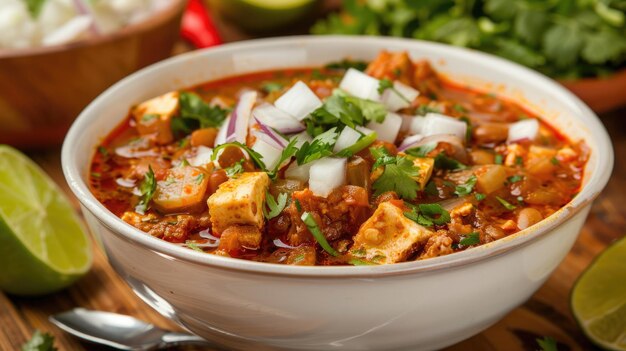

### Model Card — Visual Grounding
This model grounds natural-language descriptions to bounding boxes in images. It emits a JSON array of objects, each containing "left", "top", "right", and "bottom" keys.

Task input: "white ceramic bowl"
[{"left": 62, "top": 36, "right": 613, "bottom": 351}]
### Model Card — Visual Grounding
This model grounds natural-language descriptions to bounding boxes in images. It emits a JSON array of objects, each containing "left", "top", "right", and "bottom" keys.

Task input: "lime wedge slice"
[
  {"left": 209, "top": 0, "right": 316, "bottom": 31},
  {"left": 571, "top": 236, "right": 626, "bottom": 350},
  {"left": 0, "top": 145, "right": 91, "bottom": 296}
]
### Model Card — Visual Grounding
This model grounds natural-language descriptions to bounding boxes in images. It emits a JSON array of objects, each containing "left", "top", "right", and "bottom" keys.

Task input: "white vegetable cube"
[
  {"left": 252, "top": 103, "right": 303, "bottom": 132},
  {"left": 153, "top": 166, "right": 209, "bottom": 213},
  {"left": 412, "top": 157, "right": 435, "bottom": 189},
  {"left": 381, "top": 81, "right": 420, "bottom": 111},
  {"left": 350, "top": 202, "right": 435, "bottom": 264},
  {"left": 309, "top": 158, "right": 346, "bottom": 197},
  {"left": 251, "top": 137, "right": 282, "bottom": 170},
  {"left": 285, "top": 161, "right": 314, "bottom": 183},
  {"left": 339, "top": 68, "right": 381, "bottom": 101},
  {"left": 289, "top": 131, "right": 313, "bottom": 148},
  {"left": 507, "top": 119, "right": 539, "bottom": 144},
  {"left": 421, "top": 113, "right": 467, "bottom": 141},
  {"left": 132, "top": 91, "right": 179, "bottom": 145},
  {"left": 274, "top": 81, "right": 323, "bottom": 121},
  {"left": 367, "top": 112, "right": 403, "bottom": 143},
  {"left": 208, "top": 172, "right": 270, "bottom": 234},
  {"left": 333, "top": 126, "right": 362, "bottom": 153}
]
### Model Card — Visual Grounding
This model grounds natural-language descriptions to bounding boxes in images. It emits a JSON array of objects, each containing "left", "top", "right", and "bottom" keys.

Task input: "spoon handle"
[{"left": 160, "top": 332, "right": 222, "bottom": 349}]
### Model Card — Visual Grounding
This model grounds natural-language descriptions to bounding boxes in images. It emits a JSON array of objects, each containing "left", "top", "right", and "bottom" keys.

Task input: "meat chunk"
[
  {"left": 216, "top": 225, "right": 263, "bottom": 255},
  {"left": 419, "top": 232, "right": 454, "bottom": 259},
  {"left": 366, "top": 51, "right": 414, "bottom": 86},
  {"left": 350, "top": 202, "right": 434, "bottom": 264},
  {"left": 132, "top": 92, "right": 179, "bottom": 145},
  {"left": 207, "top": 172, "right": 270, "bottom": 234},
  {"left": 121, "top": 211, "right": 210, "bottom": 243},
  {"left": 153, "top": 165, "right": 210, "bottom": 214}
]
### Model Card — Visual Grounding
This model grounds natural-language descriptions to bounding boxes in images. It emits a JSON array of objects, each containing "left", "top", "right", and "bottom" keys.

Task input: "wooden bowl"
[
  {"left": 0, "top": 1, "right": 186, "bottom": 148},
  {"left": 560, "top": 68, "right": 626, "bottom": 114}
]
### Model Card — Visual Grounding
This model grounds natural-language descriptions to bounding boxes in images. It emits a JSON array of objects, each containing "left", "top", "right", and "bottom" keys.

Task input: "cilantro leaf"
[
  {"left": 295, "top": 128, "right": 338, "bottom": 165},
  {"left": 536, "top": 336, "right": 558, "bottom": 351},
  {"left": 405, "top": 142, "right": 437, "bottom": 158},
  {"left": 261, "top": 82, "right": 283, "bottom": 93},
  {"left": 370, "top": 146, "right": 396, "bottom": 169},
  {"left": 543, "top": 24, "right": 584, "bottom": 69},
  {"left": 377, "top": 78, "right": 394, "bottom": 95},
  {"left": 21, "top": 330, "right": 57, "bottom": 351},
  {"left": 212, "top": 142, "right": 267, "bottom": 171},
  {"left": 372, "top": 153, "right": 420, "bottom": 200},
  {"left": 459, "top": 232, "right": 480, "bottom": 246},
  {"left": 135, "top": 166, "right": 156, "bottom": 215},
  {"left": 454, "top": 175, "right": 477, "bottom": 196},
  {"left": 496, "top": 196, "right": 517, "bottom": 210},
  {"left": 268, "top": 138, "right": 298, "bottom": 178},
  {"left": 301, "top": 212, "right": 339, "bottom": 257},
  {"left": 404, "top": 203, "right": 451, "bottom": 227},
  {"left": 264, "top": 191, "right": 288, "bottom": 220},
  {"left": 185, "top": 241, "right": 204, "bottom": 252},
  {"left": 225, "top": 159, "right": 245, "bottom": 178},
  {"left": 172, "top": 92, "right": 229, "bottom": 137},
  {"left": 335, "top": 132, "right": 377, "bottom": 157},
  {"left": 324, "top": 59, "right": 368, "bottom": 71},
  {"left": 434, "top": 154, "right": 468, "bottom": 170}
]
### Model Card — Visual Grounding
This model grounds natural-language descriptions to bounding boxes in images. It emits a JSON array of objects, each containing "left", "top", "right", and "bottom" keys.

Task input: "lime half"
[
  {"left": 209, "top": 0, "right": 317, "bottom": 32},
  {"left": 0, "top": 145, "right": 91, "bottom": 296},
  {"left": 571, "top": 236, "right": 626, "bottom": 350}
]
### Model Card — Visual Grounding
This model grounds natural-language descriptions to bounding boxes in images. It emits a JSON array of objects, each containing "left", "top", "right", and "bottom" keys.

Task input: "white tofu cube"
[
  {"left": 208, "top": 172, "right": 270, "bottom": 234},
  {"left": 350, "top": 202, "right": 434, "bottom": 264}
]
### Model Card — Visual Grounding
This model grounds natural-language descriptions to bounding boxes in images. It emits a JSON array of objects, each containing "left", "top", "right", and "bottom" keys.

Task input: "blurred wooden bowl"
[
  {"left": 560, "top": 68, "right": 626, "bottom": 114},
  {"left": 0, "top": 0, "right": 186, "bottom": 148}
]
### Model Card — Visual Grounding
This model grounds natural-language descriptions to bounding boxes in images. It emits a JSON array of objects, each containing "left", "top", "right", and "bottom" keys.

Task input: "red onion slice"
[
  {"left": 252, "top": 103, "right": 305, "bottom": 134},
  {"left": 398, "top": 134, "right": 424, "bottom": 152},
  {"left": 225, "top": 91, "right": 257, "bottom": 143},
  {"left": 254, "top": 117, "right": 287, "bottom": 148},
  {"left": 273, "top": 238, "right": 298, "bottom": 249}
]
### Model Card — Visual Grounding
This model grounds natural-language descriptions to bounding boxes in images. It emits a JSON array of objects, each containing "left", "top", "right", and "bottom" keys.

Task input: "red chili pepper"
[{"left": 181, "top": 0, "right": 222, "bottom": 48}]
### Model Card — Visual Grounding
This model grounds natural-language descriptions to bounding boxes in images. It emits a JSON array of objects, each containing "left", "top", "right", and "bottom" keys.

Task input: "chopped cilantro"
[
  {"left": 225, "top": 159, "right": 245, "bottom": 178},
  {"left": 212, "top": 142, "right": 267, "bottom": 171},
  {"left": 90, "top": 172, "right": 101, "bottom": 178},
  {"left": 536, "top": 336, "right": 558, "bottom": 351},
  {"left": 135, "top": 166, "right": 156, "bottom": 215},
  {"left": 21, "top": 330, "right": 57, "bottom": 351},
  {"left": 141, "top": 113, "right": 159, "bottom": 123},
  {"left": 335, "top": 132, "right": 378, "bottom": 157},
  {"left": 475, "top": 193, "right": 486, "bottom": 201},
  {"left": 261, "top": 82, "right": 283, "bottom": 93},
  {"left": 424, "top": 180, "right": 439, "bottom": 196},
  {"left": 172, "top": 92, "right": 229, "bottom": 137},
  {"left": 507, "top": 175, "right": 523, "bottom": 183},
  {"left": 550, "top": 157, "right": 560, "bottom": 165},
  {"left": 301, "top": 212, "right": 339, "bottom": 257},
  {"left": 348, "top": 258, "right": 377, "bottom": 266},
  {"left": 515, "top": 156, "right": 524, "bottom": 165},
  {"left": 459, "top": 232, "right": 480, "bottom": 246},
  {"left": 460, "top": 116, "right": 472, "bottom": 142},
  {"left": 494, "top": 154, "right": 503, "bottom": 165},
  {"left": 496, "top": 196, "right": 517, "bottom": 210},
  {"left": 370, "top": 147, "right": 420, "bottom": 200},
  {"left": 324, "top": 59, "right": 368, "bottom": 71},
  {"left": 454, "top": 175, "right": 477, "bottom": 196},
  {"left": 377, "top": 78, "right": 410, "bottom": 103},
  {"left": 97, "top": 146, "right": 109, "bottom": 157},
  {"left": 404, "top": 203, "right": 451, "bottom": 226},
  {"left": 405, "top": 142, "right": 437, "bottom": 158},
  {"left": 269, "top": 138, "right": 298, "bottom": 178},
  {"left": 294, "top": 199, "right": 302, "bottom": 212},
  {"left": 416, "top": 104, "right": 441, "bottom": 115},
  {"left": 453, "top": 104, "right": 468, "bottom": 113},
  {"left": 186, "top": 241, "right": 204, "bottom": 253},
  {"left": 295, "top": 128, "right": 337, "bottom": 165},
  {"left": 434, "top": 154, "right": 467, "bottom": 170},
  {"left": 264, "top": 191, "right": 288, "bottom": 220},
  {"left": 308, "top": 92, "right": 386, "bottom": 132}
]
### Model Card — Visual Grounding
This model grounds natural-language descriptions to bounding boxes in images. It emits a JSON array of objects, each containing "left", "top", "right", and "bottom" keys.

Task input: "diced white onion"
[
  {"left": 398, "top": 134, "right": 424, "bottom": 152},
  {"left": 42, "top": 15, "right": 92, "bottom": 46},
  {"left": 252, "top": 103, "right": 304, "bottom": 134},
  {"left": 366, "top": 112, "right": 402, "bottom": 143},
  {"left": 507, "top": 119, "right": 539, "bottom": 144},
  {"left": 225, "top": 91, "right": 257, "bottom": 143},
  {"left": 274, "top": 81, "right": 323, "bottom": 121},
  {"left": 421, "top": 113, "right": 467, "bottom": 141},
  {"left": 333, "top": 126, "right": 362, "bottom": 153},
  {"left": 339, "top": 68, "right": 380, "bottom": 101},
  {"left": 115, "top": 178, "right": 136, "bottom": 188},
  {"left": 285, "top": 161, "right": 314, "bottom": 183},
  {"left": 381, "top": 81, "right": 420, "bottom": 111},
  {"left": 189, "top": 146, "right": 213, "bottom": 167},
  {"left": 251, "top": 137, "right": 282, "bottom": 170},
  {"left": 289, "top": 131, "right": 312, "bottom": 148},
  {"left": 409, "top": 116, "right": 425, "bottom": 135},
  {"left": 309, "top": 158, "right": 346, "bottom": 197}
]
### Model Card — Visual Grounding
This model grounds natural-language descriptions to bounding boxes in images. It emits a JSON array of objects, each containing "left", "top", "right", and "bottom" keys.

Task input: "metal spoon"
[{"left": 49, "top": 308, "right": 223, "bottom": 350}]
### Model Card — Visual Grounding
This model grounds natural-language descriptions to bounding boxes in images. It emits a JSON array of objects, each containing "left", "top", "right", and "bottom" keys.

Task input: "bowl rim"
[
  {"left": 0, "top": 0, "right": 186, "bottom": 59},
  {"left": 62, "top": 35, "right": 614, "bottom": 278}
]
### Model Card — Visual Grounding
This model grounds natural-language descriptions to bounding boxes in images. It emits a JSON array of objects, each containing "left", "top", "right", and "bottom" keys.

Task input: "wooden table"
[{"left": 2, "top": 26, "right": 625, "bottom": 350}]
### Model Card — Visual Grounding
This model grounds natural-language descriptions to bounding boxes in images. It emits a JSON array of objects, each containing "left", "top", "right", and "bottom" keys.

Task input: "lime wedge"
[
  {"left": 209, "top": 0, "right": 316, "bottom": 32},
  {"left": 571, "top": 236, "right": 626, "bottom": 350},
  {"left": 0, "top": 145, "right": 91, "bottom": 296}
]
